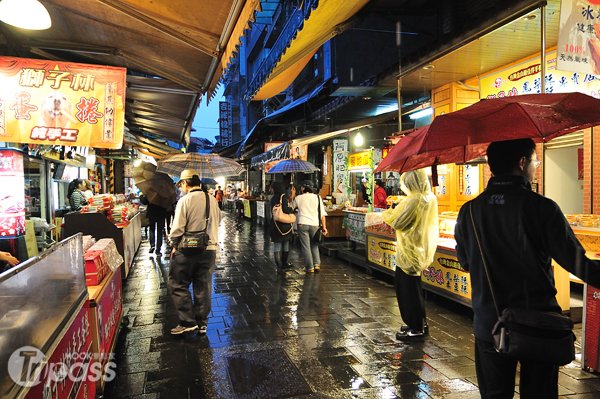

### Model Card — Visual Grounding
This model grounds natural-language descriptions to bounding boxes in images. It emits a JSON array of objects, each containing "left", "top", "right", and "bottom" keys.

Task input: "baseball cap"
[
  {"left": 301, "top": 180, "right": 313, "bottom": 190},
  {"left": 176, "top": 169, "right": 199, "bottom": 186}
]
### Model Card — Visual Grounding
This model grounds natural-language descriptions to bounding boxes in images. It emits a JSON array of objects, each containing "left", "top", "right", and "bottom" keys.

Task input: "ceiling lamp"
[
  {"left": 355, "top": 131, "right": 363, "bottom": 146},
  {"left": 0, "top": 0, "right": 52, "bottom": 30}
]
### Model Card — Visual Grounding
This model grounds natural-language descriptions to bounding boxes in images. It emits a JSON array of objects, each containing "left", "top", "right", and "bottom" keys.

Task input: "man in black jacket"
[{"left": 455, "top": 139, "right": 600, "bottom": 398}]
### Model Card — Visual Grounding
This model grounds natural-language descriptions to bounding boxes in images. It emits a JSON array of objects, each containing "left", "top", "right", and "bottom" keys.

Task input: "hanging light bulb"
[
  {"left": 0, "top": 0, "right": 52, "bottom": 30},
  {"left": 355, "top": 131, "right": 363, "bottom": 146}
]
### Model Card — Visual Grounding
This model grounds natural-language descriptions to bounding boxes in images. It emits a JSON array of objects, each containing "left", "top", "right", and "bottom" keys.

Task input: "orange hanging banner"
[{"left": 0, "top": 57, "right": 126, "bottom": 149}]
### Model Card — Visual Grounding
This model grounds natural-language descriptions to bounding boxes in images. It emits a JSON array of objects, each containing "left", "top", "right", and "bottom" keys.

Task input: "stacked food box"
[
  {"left": 84, "top": 238, "right": 124, "bottom": 286},
  {"left": 81, "top": 194, "right": 138, "bottom": 226}
]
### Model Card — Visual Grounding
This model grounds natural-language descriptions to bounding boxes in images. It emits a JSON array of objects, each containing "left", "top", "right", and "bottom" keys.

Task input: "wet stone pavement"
[{"left": 103, "top": 212, "right": 600, "bottom": 399}]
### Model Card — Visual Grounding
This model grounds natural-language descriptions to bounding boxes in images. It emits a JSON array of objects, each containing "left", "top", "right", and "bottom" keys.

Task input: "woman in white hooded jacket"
[{"left": 382, "top": 169, "right": 438, "bottom": 341}]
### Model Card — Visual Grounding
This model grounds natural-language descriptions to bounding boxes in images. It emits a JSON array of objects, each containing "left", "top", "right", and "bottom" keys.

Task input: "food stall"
[
  {"left": 63, "top": 194, "right": 141, "bottom": 279},
  {"left": 0, "top": 234, "right": 96, "bottom": 399},
  {"left": 363, "top": 164, "right": 482, "bottom": 305}
]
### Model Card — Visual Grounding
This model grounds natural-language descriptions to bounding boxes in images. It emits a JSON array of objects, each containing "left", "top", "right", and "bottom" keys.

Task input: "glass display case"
[{"left": 0, "top": 234, "right": 87, "bottom": 399}]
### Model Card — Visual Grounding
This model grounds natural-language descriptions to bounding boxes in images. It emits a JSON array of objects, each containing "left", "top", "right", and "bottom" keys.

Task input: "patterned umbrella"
[
  {"left": 156, "top": 152, "right": 244, "bottom": 178},
  {"left": 266, "top": 159, "right": 319, "bottom": 174}
]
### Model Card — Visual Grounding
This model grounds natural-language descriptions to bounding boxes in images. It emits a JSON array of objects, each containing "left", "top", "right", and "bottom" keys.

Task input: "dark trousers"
[
  {"left": 218, "top": 201, "right": 223, "bottom": 210},
  {"left": 149, "top": 215, "right": 166, "bottom": 251},
  {"left": 395, "top": 267, "right": 426, "bottom": 331},
  {"left": 168, "top": 250, "right": 216, "bottom": 327},
  {"left": 475, "top": 338, "right": 558, "bottom": 399}
]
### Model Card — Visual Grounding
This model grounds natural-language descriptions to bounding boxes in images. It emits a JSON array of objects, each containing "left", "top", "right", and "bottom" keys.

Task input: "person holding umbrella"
[
  {"left": 269, "top": 181, "right": 294, "bottom": 274},
  {"left": 140, "top": 194, "right": 168, "bottom": 256},
  {"left": 454, "top": 139, "right": 600, "bottom": 398},
  {"left": 168, "top": 169, "right": 221, "bottom": 335}
]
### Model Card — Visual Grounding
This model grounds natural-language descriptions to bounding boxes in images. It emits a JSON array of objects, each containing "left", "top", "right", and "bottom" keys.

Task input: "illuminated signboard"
[{"left": 0, "top": 57, "right": 126, "bottom": 149}]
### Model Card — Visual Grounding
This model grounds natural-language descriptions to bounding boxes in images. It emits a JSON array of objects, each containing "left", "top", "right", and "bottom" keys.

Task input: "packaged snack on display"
[
  {"left": 87, "top": 238, "right": 124, "bottom": 272},
  {"left": 84, "top": 249, "right": 107, "bottom": 286},
  {"left": 82, "top": 235, "right": 96, "bottom": 252}
]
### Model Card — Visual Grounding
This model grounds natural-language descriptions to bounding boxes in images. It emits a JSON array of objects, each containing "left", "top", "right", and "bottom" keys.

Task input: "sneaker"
[
  {"left": 149, "top": 247, "right": 155, "bottom": 254},
  {"left": 396, "top": 330, "right": 425, "bottom": 341},
  {"left": 155, "top": 251, "right": 162, "bottom": 257},
  {"left": 199, "top": 326, "right": 207, "bottom": 334},
  {"left": 313, "top": 264, "right": 320, "bottom": 270},
  {"left": 170, "top": 325, "right": 199, "bottom": 335},
  {"left": 401, "top": 323, "right": 429, "bottom": 334},
  {"left": 304, "top": 268, "right": 314, "bottom": 273}
]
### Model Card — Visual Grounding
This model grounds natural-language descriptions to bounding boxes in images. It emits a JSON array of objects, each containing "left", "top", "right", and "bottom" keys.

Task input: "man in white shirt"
[
  {"left": 168, "top": 169, "right": 221, "bottom": 335},
  {"left": 290, "top": 180, "right": 328, "bottom": 272}
]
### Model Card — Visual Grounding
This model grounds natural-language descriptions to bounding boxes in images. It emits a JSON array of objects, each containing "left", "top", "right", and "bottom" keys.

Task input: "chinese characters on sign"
[
  {"left": 332, "top": 138, "right": 348, "bottom": 194},
  {"left": 367, "top": 236, "right": 397, "bottom": 270},
  {"left": 219, "top": 101, "right": 233, "bottom": 147},
  {"left": 458, "top": 165, "right": 479, "bottom": 197},
  {"left": 348, "top": 150, "right": 371, "bottom": 170},
  {"left": 480, "top": 50, "right": 600, "bottom": 99},
  {"left": 0, "top": 57, "right": 126, "bottom": 148},
  {"left": 421, "top": 255, "right": 471, "bottom": 299},
  {"left": 557, "top": 0, "right": 600, "bottom": 75}
]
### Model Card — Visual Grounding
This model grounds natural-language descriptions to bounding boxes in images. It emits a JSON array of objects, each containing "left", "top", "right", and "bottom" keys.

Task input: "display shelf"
[{"left": 63, "top": 212, "right": 141, "bottom": 279}]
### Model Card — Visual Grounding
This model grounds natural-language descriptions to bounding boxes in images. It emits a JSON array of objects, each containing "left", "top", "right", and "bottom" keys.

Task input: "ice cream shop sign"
[{"left": 0, "top": 149, "right": 25, "bottom": 238}]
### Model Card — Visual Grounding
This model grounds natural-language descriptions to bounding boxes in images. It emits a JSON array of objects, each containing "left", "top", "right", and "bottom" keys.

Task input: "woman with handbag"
[
  {"left": 290, "top": 180, "right": 328, "bottom": 273},
  {"left": 269, "top": 182, "right": 295, "bottom": 274}
]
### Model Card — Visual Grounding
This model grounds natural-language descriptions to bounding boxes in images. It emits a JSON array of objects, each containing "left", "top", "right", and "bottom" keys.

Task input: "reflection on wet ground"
[{"left": 104, "top": 212, "right": 600, "bottom": 398}]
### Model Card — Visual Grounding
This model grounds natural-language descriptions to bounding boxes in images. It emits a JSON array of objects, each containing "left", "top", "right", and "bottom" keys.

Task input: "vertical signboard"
[
  {"left": 332, "top": 138, "right": 349, "bottom": 194},
  {"left": 219, "top": 102, "right": 232, "bottom": 147},
  {"left": 557, "top": 0, "right": 600, "bottom": 75},
  {"left": 0, "top": 57, "right": 126, "bottom": 148}
]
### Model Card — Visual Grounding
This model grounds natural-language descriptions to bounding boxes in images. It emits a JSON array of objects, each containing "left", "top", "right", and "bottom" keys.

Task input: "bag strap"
[
  {"left": 274, "top": 194, "right": 293, "bottom": 235},
  {"left": 469, "top": 202, "right": 501, "bottom": 318},
  {"left": 317, "top": 194, "right": 322, "bottom": 227}
]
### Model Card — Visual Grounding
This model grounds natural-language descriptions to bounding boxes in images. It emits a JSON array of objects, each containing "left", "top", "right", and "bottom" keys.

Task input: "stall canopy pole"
[
  {"left": 540, "top": 5, "right": 545, "bottom": 94},
  {"left": 397, "top": 22, "right": 402, "bottom": 133}
]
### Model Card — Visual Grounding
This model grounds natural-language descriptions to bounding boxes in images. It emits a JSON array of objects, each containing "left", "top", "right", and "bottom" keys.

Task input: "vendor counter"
[
  {"left": 324, "top": 209, "right": 346, "bottom": 238},
  {"left": 0, "top": 234, "right": 96, "bottom": 399},
  {"left": 364, "top": 213, "right": 592, "bottom": 310},
  {"left": 63, "top": 212, "right": 141, "bottom": 279}
]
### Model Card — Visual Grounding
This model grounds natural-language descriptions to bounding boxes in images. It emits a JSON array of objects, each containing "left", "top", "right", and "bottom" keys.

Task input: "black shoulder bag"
[
  {"left": 469, "top": 202, "right": 575, "bottom": 365},
  {"left": 178, "top": 191, "right": 211, "bottom": 253},
  {"left": 312, "top": 194, "right": 324, "bottom": 244}
]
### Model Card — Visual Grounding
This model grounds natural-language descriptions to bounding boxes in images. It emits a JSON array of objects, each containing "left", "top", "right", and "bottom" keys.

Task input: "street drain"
[{"left": 226, "top": 349, "right": 313, "bottom": 399}]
